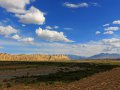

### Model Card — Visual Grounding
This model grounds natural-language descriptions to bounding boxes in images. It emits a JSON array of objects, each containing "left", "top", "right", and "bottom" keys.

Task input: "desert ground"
[{"left": 0, "top": 60, "right": 120, "bottom": 90}]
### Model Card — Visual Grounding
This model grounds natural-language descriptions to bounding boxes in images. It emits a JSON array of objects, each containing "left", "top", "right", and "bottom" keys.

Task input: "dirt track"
[{"left": 3, "top": 67, "right": 120, "bottom": 90}]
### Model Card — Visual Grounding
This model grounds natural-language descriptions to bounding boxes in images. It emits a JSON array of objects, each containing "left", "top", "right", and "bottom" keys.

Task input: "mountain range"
[{"left": 68, "top": 53, "right": 120, "bottom": 60}]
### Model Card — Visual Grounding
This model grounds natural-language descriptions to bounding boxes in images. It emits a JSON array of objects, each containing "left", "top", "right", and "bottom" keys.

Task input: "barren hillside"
[{"left": 0, "top": 53, "right": 69, "bottom": 61}]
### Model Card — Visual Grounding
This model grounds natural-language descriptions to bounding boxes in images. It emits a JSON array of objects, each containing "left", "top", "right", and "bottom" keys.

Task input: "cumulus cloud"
[
  {"left": 113, "top": 20, "right": 120, "bottom": 25},
  {"left": 0, "top": 0, "right": 30, "bottom": 13},
  {"left": 0, "top": 0, "right": 45, "bottom": 25},
  {"left": 11, "top": 34, "right": 34, "bottom": 43},
  {"left": 103, "top": 26, "right": 119, "bottom": 35},
  {"left": 102, "top": 26, "right": 120, "bottom": 35},
  {"left": 104, "top": 26, "right": 119, "bottom": 31},
  {"left": 16, "top": 6, "right": 45, "bottom": 25},
  {"left": 64, "top": 2, "right": 89, "bottom": 8},
  {"left": 36, "top": 28, "right": 73, "bottom": 42},
  {"left": 0, "top": 0, "right": 30, "bottom": 14},
  {"left": 0, "top": 25, "right": 18, "bottom": 36},
  {"left": 96, "top": 31, "right": 101, "bottom": 35},
  {"left": 101, "top": 21, "right": 120, "bottom": 35},
  {"left": 0, "top": 25, "right": 34, "bottom": 44}
]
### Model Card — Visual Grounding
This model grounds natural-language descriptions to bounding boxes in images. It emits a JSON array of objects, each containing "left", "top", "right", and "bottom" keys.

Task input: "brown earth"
[
  {"left": 1, "top": 67, "right": 120, "bottom": 90},
  {"left": 0, "top": 66, "right": 58, "bottom": 81},
  {"left": 0, "top": 53, "right": 69, "bottom": 61}
]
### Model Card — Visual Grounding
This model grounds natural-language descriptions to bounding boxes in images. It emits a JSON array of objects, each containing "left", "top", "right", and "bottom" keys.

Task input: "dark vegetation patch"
[{"left": 0, "top": 83, "right": 2, "bottom": 88}]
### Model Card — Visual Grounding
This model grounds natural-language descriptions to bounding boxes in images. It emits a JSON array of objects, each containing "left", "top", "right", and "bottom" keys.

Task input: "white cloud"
[
  {"left": 103, "top": 24, "right": 110, "bottom": 27},
  {"left": 36, "top": 28, "right": 73, "bottom": 42},
  {"left": 104, "top": 31, "right": 114, "bottom": 35},
  {"left": 0, "top": 1, "right": 45, "bottom": 25},
  {"left": 0, "top": 39, "right": 104, "bottom": 56},
  {"left": 102, "top": 38, "right": 119, "bottom": 43},
  {"left": 102, "top": 38, "right": 120, "bottom": 48},
  {"left": 0, "top": 25, "right": 18, "bottom": 36},
  {"left": 0, "top": 0, "right": 30, "bottom": 14},
  {"left": 54, "top": 26, "right": 59, "bottom": 29},
  {"left": 45, "top": 26, "right": 53, "bottom": 29},
  {"left": 96, "top": 31, "right": 101, "bottom": 35},
  {"left": 1, "top": 38, "right": 120, "bottom": 56},
  {"left": 113, "top": 20, "right": 120, "bottom": 25},
  {"left": 11, "top": 34, "right": 34, "bottom": 44},
  {"left": 104, "top": 26, "right": 119, "bottom": 31},
  {"left": 20, "top": 37, "right": 34, "bottom": 43},
  {"left": 11, "top": 34, "right": 21, "bottom": 40},
  {"left": 16, "top": 6, "right": 45, "bottom": 25},
  {"left": 63, "top": 2, "right": 99, "bottom": 9},
  {"left": 0, "top": 25, "right": 34, "bottom": 44},
  {"left": 45, "top": 26, "right": 59, "bottom": 29},
  {"left": 64, "top": 2, "right": 89, "bottom": 8},
  {"left": 103, "top": 26, "right": 119, "bottom": 35}
]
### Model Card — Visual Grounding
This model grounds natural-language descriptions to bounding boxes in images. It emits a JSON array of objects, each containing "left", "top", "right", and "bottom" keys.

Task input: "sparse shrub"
[
  {"left": 24, "top": 82, "right": 29, "bottom": 86},
  {"left": 6, "top": 83, "right": 12, "bottom": 88},
  {"left": 26, "top": 72, "right": 30, "bottom": 77},
  {"left": 0, "top": 83, "right": 2, "bottom": 88},
  {"left": 3, "top": 79, "right": 7, "bottom": 82},
  {"left": 45, "top": 81, "right": 54, "bottom": 85}
]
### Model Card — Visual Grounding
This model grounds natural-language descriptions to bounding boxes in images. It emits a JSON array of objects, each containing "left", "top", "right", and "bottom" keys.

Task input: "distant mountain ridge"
[
  {"left": 89, "top": 53, "right": 120, "bottom": 59},
  {"left": 68, "top": 53, "right": 120, "bottom": 60}
]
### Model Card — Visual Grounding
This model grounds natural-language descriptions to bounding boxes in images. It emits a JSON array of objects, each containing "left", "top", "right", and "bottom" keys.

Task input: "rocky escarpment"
[{"left": 0, "top": 53, "right": 70, "bottom": 61}]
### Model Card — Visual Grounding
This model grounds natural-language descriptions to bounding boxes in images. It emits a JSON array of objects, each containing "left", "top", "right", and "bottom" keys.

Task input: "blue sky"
[{"left": 0, "top": 0, "right": 120, "bottom": 56}]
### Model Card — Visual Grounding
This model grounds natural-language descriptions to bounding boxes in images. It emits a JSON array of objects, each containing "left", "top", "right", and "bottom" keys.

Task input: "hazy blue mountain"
[
  {"left": 67, "top": 53, "right": 120, "bottom": 60},
  {"left": 89, "top": 53, "right": 120, "bottom": 59}
]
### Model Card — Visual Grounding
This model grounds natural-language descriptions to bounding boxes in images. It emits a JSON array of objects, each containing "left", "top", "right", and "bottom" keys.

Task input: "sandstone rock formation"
[{"left": 0, "top": 53, "right": 69, "bottom": 61}]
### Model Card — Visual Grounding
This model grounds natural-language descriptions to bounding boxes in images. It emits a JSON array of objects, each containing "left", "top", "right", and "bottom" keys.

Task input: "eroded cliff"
[{"left": 0, "top": 53, "right": 69, "bottom": 61}]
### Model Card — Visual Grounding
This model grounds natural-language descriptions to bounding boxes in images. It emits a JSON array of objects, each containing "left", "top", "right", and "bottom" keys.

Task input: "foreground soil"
[{"left": 1, "top": 67, "right": 120, "bottom": 90}]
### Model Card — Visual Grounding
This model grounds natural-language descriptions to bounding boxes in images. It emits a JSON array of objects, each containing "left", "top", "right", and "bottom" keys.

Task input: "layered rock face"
[{"left": 0, "top": 53, "right": 69, "bottom": 61}]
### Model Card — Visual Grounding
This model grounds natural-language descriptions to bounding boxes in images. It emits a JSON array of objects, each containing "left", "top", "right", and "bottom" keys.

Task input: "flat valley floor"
[{"left": 0, "top": 60, "right": 120, "bottom": 90}]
